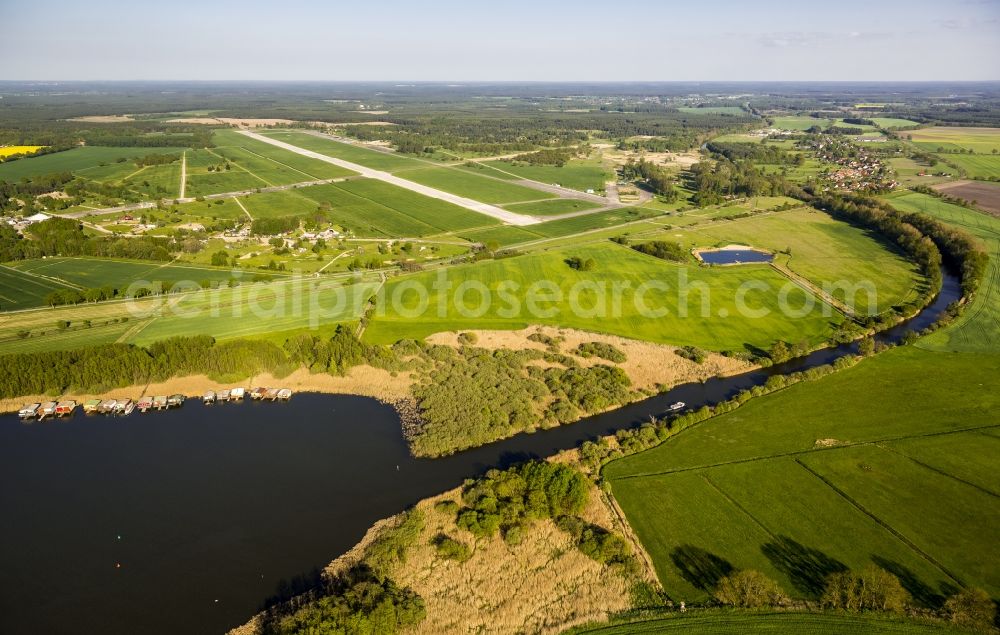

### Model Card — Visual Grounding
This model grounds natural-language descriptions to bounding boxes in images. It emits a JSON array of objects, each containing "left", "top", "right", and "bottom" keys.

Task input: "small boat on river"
[{"left": 668, "top": 402, "right": 686, "bottom": 412}]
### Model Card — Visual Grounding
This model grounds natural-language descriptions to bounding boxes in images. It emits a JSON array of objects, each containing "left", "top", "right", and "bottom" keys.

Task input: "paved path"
[
  {"left": 241, "top": 130, "right": 542, "bottom": 227},
  {"left": 179, "top": 151, "right": 186, "bottom": 199}
]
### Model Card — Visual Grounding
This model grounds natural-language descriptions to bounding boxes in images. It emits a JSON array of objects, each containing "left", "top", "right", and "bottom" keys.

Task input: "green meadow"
[
  {"left": 477, "top": 156, "right": 612, "bottom": 193},
  {"left": 884, "top": 191, "right": 1000, "bottom": 352},
  {"left": 399, "top": 167, "right": 554, "bottom": 204},
  {"left": 907, "top": 126, "right": 1000, "bottom": 154},
  {"left": 771, "top": 116, "right": 829, "bottom": 131},
  {"left": 574, "top": 611, "right": 969, "bottom": 634},
  {"left": 211, "top": 129, "right": 355, "bottom": 180},
  {"left": 0, "top": 146, "right": 186, "bottom": 181},
  {"left": 937, "top": 154, "right": 1000, "bottom": 179},
  {"left": 502, "top": 198, "right": 603, "bottom": 216},
  {"left": 651, "top": 207, "right": 926, "bottom": 312},
  {"left": 0, "top": 264, "right": 78, "bottom": 311},
  {"left": 871, "top": 117, "right": 921, "bottom": 129},
  {"left": 6, "top": 257, "right": 264, "bottom": 290},
  {"left": 364, "top": 242, "right": 840, "bottom": 349},
  {"left": 606, "top": 346, "right": 1000, "bottom": 603}
]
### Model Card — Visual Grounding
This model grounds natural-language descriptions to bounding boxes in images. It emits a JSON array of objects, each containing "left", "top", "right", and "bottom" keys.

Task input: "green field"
[
  {"left": 645, "top": 208, "right": 926, "bottom": 312},
  {"left": 259, "top": 130, "right": 424, "bottom": 172},
  {"left": 936, "top": 154, "right": 1000, "bottom": 180},
  {"left": 292, "top": 179, "right": 499, "bottom": 236},
  {"left": 0, "top": 146, "right": 187, "bottom": 181},
  {"left": 364, "top": 242, "right": 840, "bottom": 349},
  {"left": 477, "top": 156, "right": 611, "bottom": 193},
  {"left": 503, "top": 198, "right": 603, "bottom": 216},
  {"left": 0, "top": 264, "right": 79, "bottom": 311},
  {"left": 211, "top": 129, "right": 356, "bottom": 181},
  {"left": 884, "top": 191, "right": 1000, "bottom": 352},
  {"left": 907, "top": 127, "right": 1000, "bottom": 154},
  {"left": 771, "top": 116, "right": 829, "bottom": 131},
  {"left": 0, "top": 274, "right": 378, "bottom": 353},
  {"left": 575, "top": 611, "right": 968, "bottom": 634},
  {"left": 398, "top": 167, "right": 554, "bottom": 204},
  {"left": 871, "top": 118, "right": 921, "bottom": 129},
  {"left": 6, "top": 257, "right": 266, "bottom": 291},
  {"left": 606, "top": 346, "right": 1000, "bottom": 604}
]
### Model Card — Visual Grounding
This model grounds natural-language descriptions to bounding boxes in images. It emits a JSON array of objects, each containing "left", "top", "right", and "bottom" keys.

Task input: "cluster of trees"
[
  {"left": 455, "top": 461, "right": 589, "bottom": 541},
  {"left": 265, "top": 566, "right": 425, "bottom": 635},
  {"left": 0, "top": 218, "right": 174, "bottom": 262},
  {"left": 565, "top": 255, "right": 596, "bottom": 271},
  {"left": 631, "top": 239, "right": 687, "bottom": 262},
  {"left": 621, "top": 158, "right": 677, "bottom": 199},
  {"left": 842, "top": 117, "right": 875, "bottom": 126},
  {"left": 44, "top": 285, "right": 118, "bottom": 307},
  {"left": 689, "top": 159, "right": 788, "bottom": 206},
  {"left": 556, "top": 515, "right": 634, "bottom": 569},
  {"left": 409, "top": 345, "right": 636, "bottom": 456},
  {"left": 509, "top": 147, "right": 578, "bottom": 167},
  {"left": 706, "top": 141, "right": 804, "bottom": 166},
  {"left": 133, "top": 153, "right": 181, "bottom": 167},
  {"left": 0, "top": 335, "right": 293, "bottom": 398}
]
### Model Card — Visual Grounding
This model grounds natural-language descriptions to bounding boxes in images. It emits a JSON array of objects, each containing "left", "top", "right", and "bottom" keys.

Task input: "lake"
[{"left": 0, "top": 270, "right": 961, "bottom": 635}]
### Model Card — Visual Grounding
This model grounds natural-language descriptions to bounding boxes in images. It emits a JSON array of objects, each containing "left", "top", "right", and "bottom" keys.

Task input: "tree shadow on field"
[
  {"left": 670, "top": 545, "right": 734, "bottom": 592},
  {"left": 761, "top": 536, "right": 848, "bottom": 598},
  {"left": 872, "top": 555, "right": 954, "bottom": 608}
]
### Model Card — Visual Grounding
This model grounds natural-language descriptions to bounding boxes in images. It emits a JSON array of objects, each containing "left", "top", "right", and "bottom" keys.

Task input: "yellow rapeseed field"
[{"left": 0, "top": 146, "right": 45, "bottom": 159}]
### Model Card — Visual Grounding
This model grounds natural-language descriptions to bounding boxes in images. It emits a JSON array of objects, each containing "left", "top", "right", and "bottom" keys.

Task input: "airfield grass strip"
[
  {"left": 793, "top": 458, "right": 964, "bottom": 587},
  {"left": 227, "top": 144, "right": 324, "bottom": 181},
  {"left": 608, "top": 422, "right": 1000, "bottom": 481},
  {"left": 878, "top": 444, "right": 1000, "bottom": 499}
]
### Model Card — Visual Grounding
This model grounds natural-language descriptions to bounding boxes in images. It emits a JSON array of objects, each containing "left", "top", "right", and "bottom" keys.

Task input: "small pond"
[{"left": 697, "top": 247, "right": 774, "bottom": 265}]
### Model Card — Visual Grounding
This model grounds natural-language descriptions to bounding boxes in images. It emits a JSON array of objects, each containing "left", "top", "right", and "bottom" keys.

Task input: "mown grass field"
[
  {"left": 364, "top": 242, "right": 840, "bottom": 349},
  {"left": 398, "top": 166, "right": 554, "bottom": 204},
  {"left": 0, "top": 146, "right": 187, "bottom": 181},
  {"left": 574, "top": 611, "right": 968, "bottom": 634},
  {"left": 884, "top": 191, "right": 1000, "bottom": 352},
  {"left": 646, "top": 207, "right": 925, "bottom": 312},
  {"left": 606, "top": 346, "right": 1000, "bottom": 604},
  {"left": 477, "top": 156, "right": 611, "bottom": 193},
  {"left": 259, "top": 130, "right": 423, "bottom": 172}
]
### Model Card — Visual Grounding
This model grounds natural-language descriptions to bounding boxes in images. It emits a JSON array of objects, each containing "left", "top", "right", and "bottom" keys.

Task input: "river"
[{"left": 0, "top": 271, "right": 961, "bottom": 635}]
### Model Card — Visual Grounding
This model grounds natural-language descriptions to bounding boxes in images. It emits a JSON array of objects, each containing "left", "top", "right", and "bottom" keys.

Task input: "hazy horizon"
[{"left": 2, "top": 0, "right": 998, "bottom": 82}]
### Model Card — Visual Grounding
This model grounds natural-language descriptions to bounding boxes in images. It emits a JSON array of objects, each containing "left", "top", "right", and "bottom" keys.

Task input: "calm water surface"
[{"left": 0, "top": 271, "right": 960, "bottom": 635}]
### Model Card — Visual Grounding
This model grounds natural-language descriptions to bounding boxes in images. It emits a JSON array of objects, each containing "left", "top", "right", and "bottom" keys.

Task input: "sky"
[{"left": 1, "top": 0, "right": 998, "bottom": 81}]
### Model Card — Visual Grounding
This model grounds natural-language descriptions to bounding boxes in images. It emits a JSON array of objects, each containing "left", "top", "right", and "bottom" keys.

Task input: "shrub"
[
  {"left": 364, "top": 509, "right": 425, "bottom": 579},
  {"left": 675, "top": 345, "right": 706, "bottom": 364},
  {"left": 431, "top": 534, "right": 472, "bottom": 563},
  {"left": 632, "top": 240, "right": 687, "bottom": 262},
  {"left": 943, "top": 587, "right": 996, "bottom": 630},
  {"left": 575, "top": 341, "right": 627, "bottom": 363}
]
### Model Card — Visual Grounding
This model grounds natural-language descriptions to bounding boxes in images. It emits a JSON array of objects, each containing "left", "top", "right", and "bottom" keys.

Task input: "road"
[{"left": 241, "top": 130, "right": 542, "bottom": 226}]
